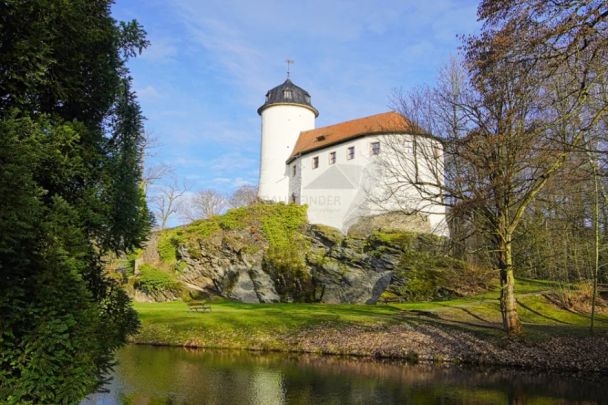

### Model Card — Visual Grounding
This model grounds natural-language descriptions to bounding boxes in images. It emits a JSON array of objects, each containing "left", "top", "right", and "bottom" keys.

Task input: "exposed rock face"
[
  {"left": 138, "top": 223, "right": 403, "bottom": 304},
  {"left": 249, "top": 267, "right": 280, "bottom": 303},
  {"left": 306, "top": 225, "right": 397, "bottom": 304},
  {"left": 125, "top": 204, "right": 475, "bottom": 304}
]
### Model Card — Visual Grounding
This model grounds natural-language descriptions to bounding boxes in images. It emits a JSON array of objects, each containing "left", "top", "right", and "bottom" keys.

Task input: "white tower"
[{"left": 257, "top": 78, "right": 318, "bottom": 201}]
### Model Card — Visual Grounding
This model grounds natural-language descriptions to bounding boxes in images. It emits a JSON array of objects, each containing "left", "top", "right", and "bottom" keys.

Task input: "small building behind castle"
[{"left": 257, "top": 77, "right": 447, "bottom": 236}]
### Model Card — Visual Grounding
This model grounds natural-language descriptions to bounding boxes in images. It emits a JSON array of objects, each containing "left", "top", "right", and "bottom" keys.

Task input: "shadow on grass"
[
  {"left": 516, "top": 299, "right": 572, "bottom": 325},
  {"left": 399, "top": 311, "right": 503, "bottom": 335},
  {"left": 448, "top": 306, "right": 497, "bottom": 326},
  {"left": 541, "top": 294, "right": 608, "bottom": 325},
  {"left": 400, "top": 311, "right": 608, "bottom": 342}
]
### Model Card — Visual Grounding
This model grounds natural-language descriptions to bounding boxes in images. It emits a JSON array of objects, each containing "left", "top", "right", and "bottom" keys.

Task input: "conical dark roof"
[{"left": 257, "top": 79, "right": 319, "bottom": 117}]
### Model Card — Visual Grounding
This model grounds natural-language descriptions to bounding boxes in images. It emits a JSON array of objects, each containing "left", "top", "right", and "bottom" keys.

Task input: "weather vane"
[{"left": 286, "top": 59, "right": 294, "bottom": 79}]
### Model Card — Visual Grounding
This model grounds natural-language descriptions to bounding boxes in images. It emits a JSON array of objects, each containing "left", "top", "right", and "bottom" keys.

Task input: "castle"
[{"left": 257, "top": 78, "right": 447, "bottom": 236}]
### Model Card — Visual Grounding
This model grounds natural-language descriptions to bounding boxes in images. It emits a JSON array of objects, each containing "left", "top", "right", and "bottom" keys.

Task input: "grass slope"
[{"left": 132, "top": 278, "right": 608, "bottom": 352}]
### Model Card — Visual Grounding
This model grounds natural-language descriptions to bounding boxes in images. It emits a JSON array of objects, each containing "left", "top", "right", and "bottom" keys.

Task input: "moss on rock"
[{"left": 119, "top": 203, "right": 493, "bottom": 303}]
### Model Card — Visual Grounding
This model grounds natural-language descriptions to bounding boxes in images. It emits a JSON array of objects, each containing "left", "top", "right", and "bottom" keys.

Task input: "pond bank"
[
  {"left": 129, "top": 288, "right": 608, "bottom": 374},
  {"left": 132, "top": 322, "right": 608, "bottom": 374}
]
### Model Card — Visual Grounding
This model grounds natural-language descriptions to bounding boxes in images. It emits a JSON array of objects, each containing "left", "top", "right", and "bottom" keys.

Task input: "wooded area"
[{"left": 379, "top": 0, "right": 608, "bottom": 333}]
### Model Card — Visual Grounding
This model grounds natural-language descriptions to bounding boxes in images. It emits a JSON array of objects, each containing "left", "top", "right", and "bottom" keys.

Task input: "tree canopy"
[{"left": 0, "top": 1, "right": 152, "bottom": 402}]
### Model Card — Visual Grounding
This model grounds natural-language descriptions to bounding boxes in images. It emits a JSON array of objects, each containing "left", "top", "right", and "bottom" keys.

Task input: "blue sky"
[{"left": 112, "top": 0, "right": 480, "bottom": 196}]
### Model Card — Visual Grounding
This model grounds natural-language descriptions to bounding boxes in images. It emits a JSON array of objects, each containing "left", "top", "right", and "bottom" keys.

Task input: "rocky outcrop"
[
  {"left": 306, "top": 225, "right": 397, "bottom": 304},
  {"left": 136, "top": 223, "right": 405, "bottom": 304},
  {"left": 126, "top": 204, "right": 477, "bottom": 304}
]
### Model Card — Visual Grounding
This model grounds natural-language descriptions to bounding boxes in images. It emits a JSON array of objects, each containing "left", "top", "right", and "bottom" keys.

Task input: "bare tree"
[
  {"left": 379, "top": 35, "right": 606, "bottom": 334},
  {"left": 228, "top": 184, "right": 258, "bottom": 208},
  {"left": 376, "top": 1, "right": 608, "bottom": 335},
  {"left": 142, "top": 162, "right": 172, "bottom": 195},
  {"left": 151, "top": 176, "right": 189, "bottom": 229},
  {"left": 180, "top": 188, "right": 226, "bottom": 222}
]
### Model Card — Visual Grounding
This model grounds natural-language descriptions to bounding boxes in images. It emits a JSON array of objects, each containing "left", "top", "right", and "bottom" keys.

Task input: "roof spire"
[{"left": 286, "top": 59, "right": 294, "bottom": 79}]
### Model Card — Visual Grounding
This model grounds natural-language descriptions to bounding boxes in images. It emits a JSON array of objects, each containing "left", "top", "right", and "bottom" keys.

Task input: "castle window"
[
  {"left": 283, "top": 89, "right": 292, "bottom": 99},
  {"left": 292, "top": 165, "right": 296, "bottom": 176},
  {"left": 312, "top": 156, "right": 319, "bottom": 169},
  {"left": 329, "top": 151, "right": 336, "bottom": 165},
  {"left": 347, "top": 146, "right": 355, "bottom": 160},
  {"left": 370, "top": 141, "right": 380, "bottom": 155}
]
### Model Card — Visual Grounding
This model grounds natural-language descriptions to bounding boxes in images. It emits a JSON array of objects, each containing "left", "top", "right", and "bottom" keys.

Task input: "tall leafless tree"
[
  {"left": 228, "top": 184, "right": 258, "bottom": 208},
  {"left": 180, "top": 188, "right": 227, "bottom": 222},
  {"left": 142, "top": 162, "right": 172, "bottom": 195},
  {"left": 151, "top": 176, "right": 189, "bottom": 229},
  {"left": 381, "top": 20, "right": 605, "bottom": 334}
]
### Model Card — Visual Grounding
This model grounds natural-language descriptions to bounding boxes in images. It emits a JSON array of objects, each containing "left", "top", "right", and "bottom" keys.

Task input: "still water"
[{"left": 83, "top": 345, "right": 607, "bottom": 404}]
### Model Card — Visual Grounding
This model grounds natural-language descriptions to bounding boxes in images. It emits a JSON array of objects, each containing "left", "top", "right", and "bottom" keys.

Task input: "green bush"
[
  {"left": 380, "top": 231, "right": 494, "bottom": 301},
  {"left": 135, "top": 264, "right": 181, "bottom": 295}
]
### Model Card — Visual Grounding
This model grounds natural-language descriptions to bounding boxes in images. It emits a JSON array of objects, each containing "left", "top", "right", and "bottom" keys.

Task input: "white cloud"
[
  {"left": 136, "top": 84, "right": 161, "bottom": 101},
  {"left": 140, "top": 37, "right": 178, "bottom": 62},
  {"left": 209, "top": 152, "right": 257, "bottom": 172},
  {"left": 170, "top": 0, "right": 480, "bottom": 123},
  {"left": 213, "top": 176, "right": 255, "bottom": 187}
]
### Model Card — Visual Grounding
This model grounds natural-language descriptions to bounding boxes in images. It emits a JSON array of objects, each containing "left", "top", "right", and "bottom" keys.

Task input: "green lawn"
[
  {"left": 133, "top": 300, "right": 402, "bottom": 349},
  {"left": 132, "top": 278, "right": 608, "bottom": 349}
]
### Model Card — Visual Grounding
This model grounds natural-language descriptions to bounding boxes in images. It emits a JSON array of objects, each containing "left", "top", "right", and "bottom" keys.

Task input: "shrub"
[
  {"left": 381, "top": 231, "right": 495, "bottom": 301},
  {"left": 134, "top": 264, "right": 181, "bottom": 295}
]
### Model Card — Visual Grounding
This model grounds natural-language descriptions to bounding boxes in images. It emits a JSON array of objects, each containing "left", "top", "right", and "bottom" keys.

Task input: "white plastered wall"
[
  {"left": 258, "top": 105, "right": 315, "bottom": 202},
  {"left": 288, "top": 133, "right": 448, "bottom": 236}
]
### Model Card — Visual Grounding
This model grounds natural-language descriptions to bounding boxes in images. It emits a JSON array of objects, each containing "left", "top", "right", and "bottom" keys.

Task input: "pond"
[{"left": 83, "top": 345, "right": 607, "bottom": 404}]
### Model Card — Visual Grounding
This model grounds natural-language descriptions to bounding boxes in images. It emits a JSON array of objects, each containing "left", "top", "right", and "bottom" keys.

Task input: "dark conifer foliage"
[{"left": 0, "top": 1, "right": 152, "bottom": 402}]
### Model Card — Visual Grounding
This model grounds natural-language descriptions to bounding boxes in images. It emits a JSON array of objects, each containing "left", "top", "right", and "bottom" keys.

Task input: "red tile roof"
[{"left": 288, "top": 111, "right": 416, "bottom": 162}]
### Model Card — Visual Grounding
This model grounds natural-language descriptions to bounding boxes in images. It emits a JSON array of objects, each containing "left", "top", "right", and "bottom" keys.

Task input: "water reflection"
[{"left": 83, "top": 345, "right": 608, "bottom": 404}]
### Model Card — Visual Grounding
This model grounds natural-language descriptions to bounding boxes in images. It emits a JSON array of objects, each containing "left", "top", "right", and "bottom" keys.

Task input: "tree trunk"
[
  {"left": 590, "top": 162, "right": 599, "bottom": 335},
  {"left": 499, "top": 237, "right": 522, "bottom": 334}
]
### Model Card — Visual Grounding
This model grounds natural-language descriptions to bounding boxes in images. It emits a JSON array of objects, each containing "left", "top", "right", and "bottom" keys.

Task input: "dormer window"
[
  {"left": 305, "top": 95, "right": 311, "bottom": 103},
  {"left": 316, "top": 135, "right": 326, "bottom": 142},
  {"left": 283, "top": 89, "right": 292, "bottom": 99},
  {"left": 265, "top": 92, "right": 270, "bottom": 102}
]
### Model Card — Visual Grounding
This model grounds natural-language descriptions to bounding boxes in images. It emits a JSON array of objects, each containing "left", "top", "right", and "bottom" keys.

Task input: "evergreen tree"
[{"left": 0, "top": 1, "right": 152, "bottom": 402}]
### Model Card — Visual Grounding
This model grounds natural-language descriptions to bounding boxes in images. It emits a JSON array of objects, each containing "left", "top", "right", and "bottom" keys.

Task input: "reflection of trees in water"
[{"left": 111, "top": 346, "right": 607, "bottom": 404}]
